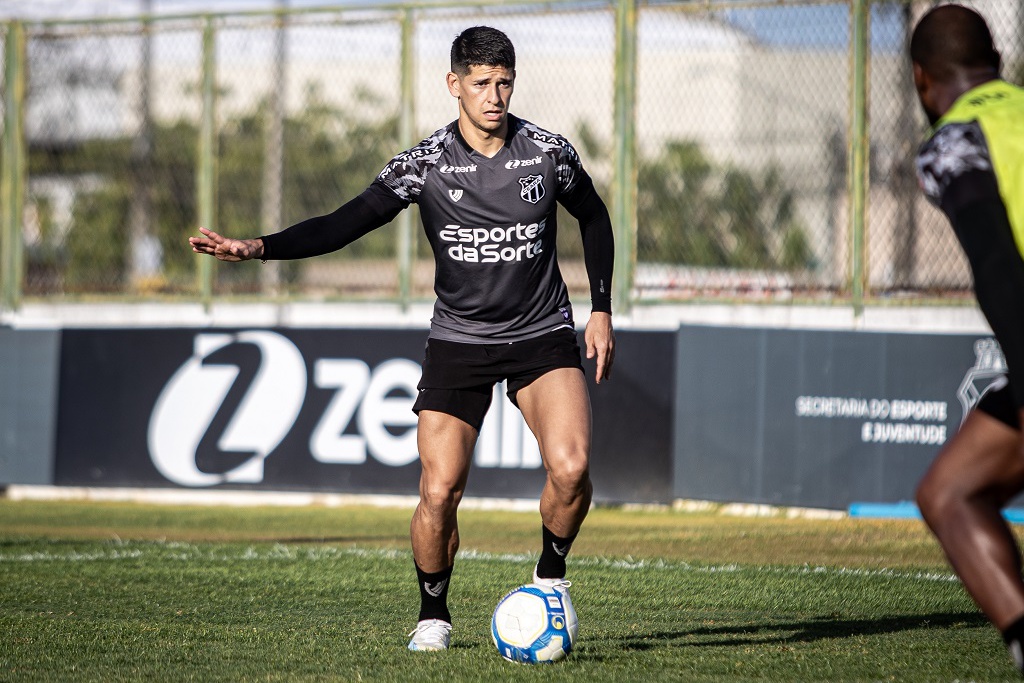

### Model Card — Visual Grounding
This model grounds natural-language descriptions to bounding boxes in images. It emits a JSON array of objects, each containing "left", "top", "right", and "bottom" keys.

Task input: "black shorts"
[
  {"left": 412, "top": 327, "right": 584, "bottom": 430},
  {"left": 977, "top": 381, "right": 1020, "bottom": 430}
]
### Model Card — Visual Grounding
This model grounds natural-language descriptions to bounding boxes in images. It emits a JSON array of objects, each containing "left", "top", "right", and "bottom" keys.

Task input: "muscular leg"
[
  {"left": 516, "top": 368, "right": 593, "bottom": 538},
  {"left": 410, "top": 410, "right": 478, "bottom": 572},
  {"left": 916, "top": 408, "right": 1024, "bottom": 629}
]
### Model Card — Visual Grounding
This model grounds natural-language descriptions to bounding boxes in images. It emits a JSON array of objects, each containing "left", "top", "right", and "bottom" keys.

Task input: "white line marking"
[{"left": 0, "top": 542, "right": 958, "bottom": 583}]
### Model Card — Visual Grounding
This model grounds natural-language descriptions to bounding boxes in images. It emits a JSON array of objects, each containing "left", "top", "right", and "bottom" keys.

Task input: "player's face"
[{"left": 447, "top": 64, "right": 515, "bottom": 136}]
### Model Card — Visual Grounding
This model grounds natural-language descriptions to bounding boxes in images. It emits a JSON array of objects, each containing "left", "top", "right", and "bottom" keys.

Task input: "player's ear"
[
  {"left": 912, "top": 62, "right": 942, "bottom": 124},
  {"left": 446, "top": 72, "right": 461, "bottom": 99},
  {"left": 911, "top": 62, "right": 928, "bottom": 98}
]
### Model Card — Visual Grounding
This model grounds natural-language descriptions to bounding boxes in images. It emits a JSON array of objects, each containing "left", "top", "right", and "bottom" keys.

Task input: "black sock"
[
  {"left": 1003, "top": 615, "right": 1024, "bottom": 674},
  {"left": 415, "top": 562, "right": 453, "bottom": 623},
  {"left": 536, "top": 525, "right": 577, "bottom": 580}
]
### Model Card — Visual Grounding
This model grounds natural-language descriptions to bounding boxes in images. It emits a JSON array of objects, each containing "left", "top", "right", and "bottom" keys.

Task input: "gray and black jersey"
[{"left": 261, "top": 114, "right": 614, "bottom": 344}]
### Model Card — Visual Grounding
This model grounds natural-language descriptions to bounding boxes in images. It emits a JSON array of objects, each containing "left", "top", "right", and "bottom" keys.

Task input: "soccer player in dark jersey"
[
  {"left": 189, "top": 26, "right": 615, "bottom": 652},
  {"left": 911, "top": 5, "right": 1024, "bottom": 674}
]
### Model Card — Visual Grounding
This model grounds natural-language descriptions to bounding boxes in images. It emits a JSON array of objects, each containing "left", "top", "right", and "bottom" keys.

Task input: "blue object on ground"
[{"left": 848, "top": 501, "right": 1024, "bottom": 524}]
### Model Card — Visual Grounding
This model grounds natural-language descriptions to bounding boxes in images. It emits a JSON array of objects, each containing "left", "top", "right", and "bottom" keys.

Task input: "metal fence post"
[
  {"left": 128, "top": 1, "right": 155, "bottom": 290},
  {"left": 848, "top": 0, "right": 870, "bottom": 317},
  {"left": 198, "top": 15, "right": 218, "bottom": 308},
  {"left": 612, "top": 0, "right": 637, "bottom": 314},
  {"left": 1, "top": 21, "right": 25, "bottom": 314},
  {"left": 397, "top": 9, "right": 416, "bottom": 310},
  {"left": 260, "top": 3, "right": 287, "bottom": 297}
]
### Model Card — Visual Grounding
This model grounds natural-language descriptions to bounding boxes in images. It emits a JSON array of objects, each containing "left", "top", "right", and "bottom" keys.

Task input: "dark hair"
[
  {"left": 450, "top": 26, "right": 515, "bottom": 75},
  {"left": 910, "top": 5, "right": 1000, "bottom": 81}
]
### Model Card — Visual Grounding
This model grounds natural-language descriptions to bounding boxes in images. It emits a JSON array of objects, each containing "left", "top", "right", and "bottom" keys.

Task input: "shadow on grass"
[{"left": 613, "top": 612, "right": 989, "bottom": 651}]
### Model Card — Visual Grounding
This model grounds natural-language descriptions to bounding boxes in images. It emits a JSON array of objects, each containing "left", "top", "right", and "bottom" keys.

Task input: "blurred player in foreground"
[
  {"left": 189, "top": 26, "right": 615, "bottom": 652},
  {"left": 911, "top": 4, "right": 1024, "bottom": 674}
]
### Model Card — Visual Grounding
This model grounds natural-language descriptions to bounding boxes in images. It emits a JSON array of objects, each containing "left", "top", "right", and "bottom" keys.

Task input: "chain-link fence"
[
  {"left": 635, "top": 2, "right": 852, "bottom": 300},
  {"left": 866, "top": 0, "right": 1022, "bottom": 299},
  {"left": 1, "top": 0, "right": 1021, "bottom": 311}
]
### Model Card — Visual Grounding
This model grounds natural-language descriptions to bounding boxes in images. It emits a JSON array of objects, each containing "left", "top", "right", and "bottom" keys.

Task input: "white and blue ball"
[{"left": 491, "top": 583, "right": 577, "bottom": 663}]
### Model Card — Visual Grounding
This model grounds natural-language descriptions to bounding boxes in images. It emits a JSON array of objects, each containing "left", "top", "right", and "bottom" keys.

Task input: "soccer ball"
[{"left": 491, "top": 583, "right": 577, "bottom": 663}]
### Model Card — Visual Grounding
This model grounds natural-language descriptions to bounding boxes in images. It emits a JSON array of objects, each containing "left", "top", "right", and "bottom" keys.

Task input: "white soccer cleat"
[
  {"left": 532, "top": 567, "right": 578, "bottom": 644},
  {"left": 407, "top": 619, "right": 452, "bottom": 652}
]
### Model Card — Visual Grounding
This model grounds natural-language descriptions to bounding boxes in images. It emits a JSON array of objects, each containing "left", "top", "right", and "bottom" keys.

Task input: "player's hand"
[
  {"left": 585, "top": 311, "right": 615, "bottom": 384},
  {"left": 189, "top": 227, "right": 264, "bottom": 262}
]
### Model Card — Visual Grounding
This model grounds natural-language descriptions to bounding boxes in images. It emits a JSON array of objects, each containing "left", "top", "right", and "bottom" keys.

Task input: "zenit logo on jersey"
[
  {"left": 505, "top": 156, "right": 543, "bottom": 169},
  {"left": 439, "top": 164, "right": 477, "bottom": 174}
]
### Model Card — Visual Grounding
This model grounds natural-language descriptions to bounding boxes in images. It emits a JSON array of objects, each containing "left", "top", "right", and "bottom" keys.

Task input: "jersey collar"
[
  {"left": 451, "top": 114, "right": 520, "bottom": 157},
  {"left": 932, "top": 78, "right": 1011, "bottom": 135}
]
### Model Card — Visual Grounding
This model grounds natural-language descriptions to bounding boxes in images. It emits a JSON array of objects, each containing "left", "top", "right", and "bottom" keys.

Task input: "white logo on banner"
[
  {"left": 310, "top": 358, "right": 421, "bottom": 467},
  {"left": 148, "top": 331, "right": 307, "bottom": 487},
  {"left": 474, "top": 383, "right": 543, "bottom": 469},
  {"left": 149, "top": 332, "right": 541, "bottom": 487},
  {"left": 956, "top": 338, "right": 1008, "bottom": 425}
]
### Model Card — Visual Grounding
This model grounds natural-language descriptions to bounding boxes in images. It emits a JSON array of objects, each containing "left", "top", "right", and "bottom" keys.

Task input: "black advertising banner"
[
  {"left": 54, "top": 328, "right": 673, "bottom": 503},
  {"left": 674, "top": 325, "right": 1002, "bottom": 509},
  {"left": 588, "top": 330, "right": 675, "bottom": 503}
]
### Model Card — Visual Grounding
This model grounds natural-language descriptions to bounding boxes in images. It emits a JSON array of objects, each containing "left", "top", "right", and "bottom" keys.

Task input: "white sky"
[{"left": 0, "top": 0, "right": 349, "bottom": 20}]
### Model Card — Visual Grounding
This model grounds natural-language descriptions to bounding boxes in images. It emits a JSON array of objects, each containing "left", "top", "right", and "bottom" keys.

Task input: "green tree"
[
  {"left": 636, "top": 140, "right": 814, "bottom": 271},
  {"left": 27, "top": 82, "right": 400, "bottom": 296}
]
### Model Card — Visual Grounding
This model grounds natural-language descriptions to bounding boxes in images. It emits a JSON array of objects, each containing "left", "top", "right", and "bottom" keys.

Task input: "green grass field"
[{"left": 0, "top": 498, "right": 1017, "bottom": 681}]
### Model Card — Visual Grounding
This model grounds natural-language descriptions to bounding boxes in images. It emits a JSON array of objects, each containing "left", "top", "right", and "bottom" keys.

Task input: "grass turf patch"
[{"left": 0, "top": 499, "right": 1014, "bottom": 681}]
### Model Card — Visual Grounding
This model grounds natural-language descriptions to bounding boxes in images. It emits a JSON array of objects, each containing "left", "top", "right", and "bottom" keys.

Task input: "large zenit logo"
[
  {"left": 148, "top": 331, "right": 307, "bottom": 487},
  {"left": 148, "top": 331, "right": 540, "bottom": 487}
]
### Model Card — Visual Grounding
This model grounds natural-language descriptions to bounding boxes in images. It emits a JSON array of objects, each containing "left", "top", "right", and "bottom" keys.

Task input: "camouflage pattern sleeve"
[
  {"left": 518, "top": 118, "right": 586, "bottom": 196},
  {"left": 375, "top": 125, "right": 456, "bottom": 204},
  {"left": 916, "top": 121, "right": 993, "bottom": 210}
]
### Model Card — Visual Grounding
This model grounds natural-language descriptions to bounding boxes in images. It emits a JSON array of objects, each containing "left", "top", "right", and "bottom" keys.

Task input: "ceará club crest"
[{"left": 518, "top": 175, "right": 545, "bottom": 204}]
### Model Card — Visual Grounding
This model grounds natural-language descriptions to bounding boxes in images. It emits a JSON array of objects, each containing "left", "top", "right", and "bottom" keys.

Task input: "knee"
[
  {"left": 546, "top": 447, "right": 591, "bottom": 495},
  {"left": 419, "top": 478, "right": 464, "bottom": 516},
  {"left": 915, "top": 472, "right": 960, "bottom": 527}
]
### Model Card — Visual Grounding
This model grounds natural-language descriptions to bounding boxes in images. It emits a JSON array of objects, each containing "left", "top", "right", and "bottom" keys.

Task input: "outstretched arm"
[
  {"left": 188, "top": 181, "right": 407, "bottom": 262},
  {"left": 561, "top": 174, "right": 615, "bottom": 383}
]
